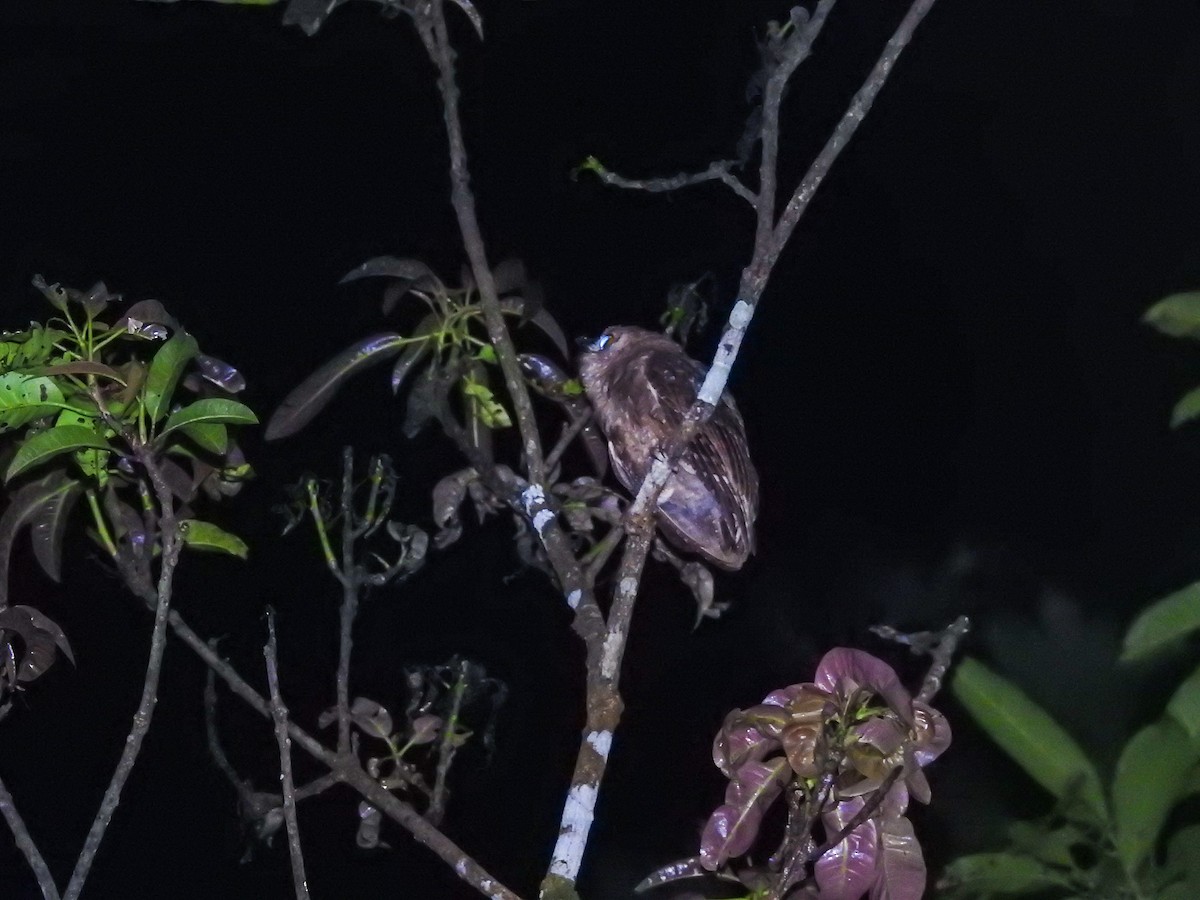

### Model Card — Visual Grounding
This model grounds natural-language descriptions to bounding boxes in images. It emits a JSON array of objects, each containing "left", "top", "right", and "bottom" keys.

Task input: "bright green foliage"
[
  {"left": 0, "top": 279, "right": 258, "bottom": 609},
  {"left": 945, "top": 650, "right": 1200, "bottom": 899}
]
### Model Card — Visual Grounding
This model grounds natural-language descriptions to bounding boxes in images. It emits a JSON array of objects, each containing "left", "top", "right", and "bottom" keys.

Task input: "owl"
[{"left": 578, "top": 326, "right": 758, "bottom": 571}]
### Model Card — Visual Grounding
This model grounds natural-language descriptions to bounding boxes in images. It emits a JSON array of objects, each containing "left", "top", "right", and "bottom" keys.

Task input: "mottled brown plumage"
[{"left": 578, "top": 326, "right": 758, "bottom": 571}]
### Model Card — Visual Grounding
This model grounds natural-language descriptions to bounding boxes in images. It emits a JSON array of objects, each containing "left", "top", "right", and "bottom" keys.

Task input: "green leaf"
[
  {"left": 1007, "top": 820, "right": 1086, "bottom": 869},
  {"left": 951, "top": 657, "right": 1107, "bottom": 825},
  {"left": 0, "top": 471, "right": 83, "bottom": 605},
  {"left": 1164, "top": 824, "right": 1200, "bottom": 893},
  {"left": 0, "top": 373, "right": 66, "bottom": 432},
  {"left": 461, "top": 378, "right": 511, "bottom": 428},
  {"left": 1145, "top": 292, "right": 1200, "bottom": 340},
  {"left": 1122, "top": 581, "right": 1200, "bottom": 661},
  {"left": 160, "top": 398, "right": 257, "bottom": 439},
  {"left": 178, "top": 422, "right": 228, "bottom": 455},
  {"left": 265, "top": 333, "right": 407, "bottom": 440},
  {"left": 1113, "top": 718, "right": 1197, "bottom": 874},
  {"left": 1171, "top": 385, "right": 1200, "bottom": 428},
  {"left": 7, "top": 426, "right": 113, "bottom": 482},
  {"left": 144, "top": 329, "right": 198, "bottom": 422},
  {"left": 1168, "top": 663, "right": 1200, "bottom": 743},
  {"left": 178, "top": 519, "right": 248, "bottom": 560},
  {"left": 938, "top": 852, "right": 1074, "bottom": 895}
]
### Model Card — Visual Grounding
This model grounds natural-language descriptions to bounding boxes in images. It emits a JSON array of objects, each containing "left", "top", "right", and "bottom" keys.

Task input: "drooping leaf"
[
  {"left": 951, "top": 657, "right": 1107, "bottom": 825},
  {"left": 265, "top": 333, "right": 407, "bottom": 440},
  {"left": 0, "top": 373, "right": 65, "bottom": 432},
  {"left": 144, "top": 329, "right": 199, "bottom": 422},
  {"left": 0, "top": 471, "right": 82, "bottom": 604},
  {"left": 460, "top": 377, "right": 511, "bottom": 429},
  {"left": 1113, "top": 718, "right": 1197, "bottom": 873},
  {"left": 1123, "top": 581, "right": 1200, "bottom": 661},
  {"left": 1145, "top": 292, "right": 1200, "bottom": 340},
  {"left": 698, "top": 758, "right": 790, "bottom": 870},
  {"left": 113, "top": 298, "right": 179, "bottom": 333},
  {"left": 391, "top": 314, "right": 438, "bottom": 394},
  {"left": 499, "top": 299, "right": 569, "bottom": 358},
  {"left": 340, "top": 257, "right": 443, "bottom": 311},
  {"left": 178, "top": 519, "right": 248, "bottom": 559},
  {"left": 7, "top": 426, "right": 113, "bottom": 482},
  {"left": 160, "top": 398, "right": 257, "bottom": 440},
  {"left": 0, "top": 605, "right": 74, "bottom": 682}
]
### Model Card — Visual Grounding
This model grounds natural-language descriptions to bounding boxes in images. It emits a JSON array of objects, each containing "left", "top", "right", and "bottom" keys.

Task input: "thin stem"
[
  {"left": 416, "top": 0, "right": 546, "bottom": 487},
  {"left": 0, "top": 771, "right": 59, "bottom": 900},
  {"left": 545, "top": 0, "right": 938, "bottom": 890},
  {"left": 264, "top": 608, "right": 311, "bottom": 900},
  {"left": 63, "top": 453, "right": 182, "bottom": 900},
  {"left": 336, "top": 447, "right": 358, "bottom": 756}
]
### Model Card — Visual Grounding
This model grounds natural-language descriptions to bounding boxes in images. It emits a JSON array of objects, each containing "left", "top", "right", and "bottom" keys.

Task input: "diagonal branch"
[
  {"left": 544, "top": 1, "right": 942, "bottom": 892},
  {"left": 0, "top": 771, "right": 59, "bottom": 900}
]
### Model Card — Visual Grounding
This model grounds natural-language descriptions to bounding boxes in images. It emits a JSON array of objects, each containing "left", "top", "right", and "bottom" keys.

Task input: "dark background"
[{"left": 2, "top": 1, "right": 1200, "bottom": 897}]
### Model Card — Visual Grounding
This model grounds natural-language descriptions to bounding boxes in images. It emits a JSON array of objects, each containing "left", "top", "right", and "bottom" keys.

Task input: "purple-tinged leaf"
[
  {"left": 870, "top": 816, "right": 925, "bottom": 900},
  {"left": 699, "top": 758, "right": 790, "bottom": 870},
  {"left": 854, "top": 716, "right": 907, "bottom": 756},
  {"left": 0, "top": 605, "right": 74, "bottom": 682},
  {"left": 409, "top": 715, "right": 442, "bottom": 745},
  {"left": 391, "top": 314, "right": 437, "bottom": 394},
  {"left": 911, "top": 701, "right": 951, "bottom": 767},
  {"left": 816, "top": 807, "right": 879, "bottom": 900},
  {"left": 431, "top": 468, "right": 476, "bottom": 550},
  {"left": 114, "top": 298, "right": 179, "bottom": 332},
  {"left": 340, "top": 257, "right": 443, "bottom": 311},
  {"left": 194, "top": 354, "right": 246, "bottom": 393},
  {"left": 349, "top": 697, "right": 394, "bottom": 739},
  {"left": 29, "top": 475, "right": 83, "bottom": 582},
  {"left": 816, "top": 648, "right": 913, "bottom": 726},
  {"left": 265, "top": 333, "right": 406, "bottom": 440},
  {"left": 634, "top": 856, "right": 744, "bottom": 893},
  {"left": 780, "top": 724, "right": 820, "bottom": 778},
  {"left": 713, "top": 708, "right": 779, "bottom": 777},
  {"left": 0, "top": 471, "right": 82, "bottom": 601}
]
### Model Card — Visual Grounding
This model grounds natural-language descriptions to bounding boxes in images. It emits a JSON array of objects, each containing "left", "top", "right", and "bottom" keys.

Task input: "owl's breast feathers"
[{"left": 579, "top": 327, "right": 758, "bottom": 571}]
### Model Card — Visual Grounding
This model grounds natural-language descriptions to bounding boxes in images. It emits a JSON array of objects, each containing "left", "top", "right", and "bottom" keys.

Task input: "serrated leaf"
[
  {"left": 144, "top": 329, "right": 199, "bottom": 422},
  {"left": 1123, "top": 581, "right": 1200, "bottom": 661},
  {"left": 951, "top": 657, "right": 1107, "bottom": 825},
  {"left": 0, "top": 471, "right": 82, "bottom": 604},
  {"left": 265, "top": 333, "right": 407, "bottom": 440},
  {"left": 1145, "top": 292, "right": 1200, "bottom": 340},
  {"left": 7, "top": 426, "right": 113, "bottom": 482},
  {"left": 1171, "top": 385, "right": 1200, "bottom": 428},
  {"left": 178, "top": 519, "right": 248, "bottom": 559},
  {"left": 160, "top": 398, "right": 257, "bottom": 439},
  {"left": 0, "top": 373, "right": 65, "bottom": 433},
  {"left": 1113, "top": 718, "right": 1197, "bottom": 873}
]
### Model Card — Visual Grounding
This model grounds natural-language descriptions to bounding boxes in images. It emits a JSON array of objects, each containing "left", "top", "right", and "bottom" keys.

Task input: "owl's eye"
[{"left": 588, "top": 332, "right": 614, "bottom": 352}]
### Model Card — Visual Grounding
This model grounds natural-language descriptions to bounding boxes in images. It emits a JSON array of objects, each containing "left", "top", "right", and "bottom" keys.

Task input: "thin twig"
[
  {"left": 547, "top": 0, "right": 939, "bottom": 889},
  {"left": 166, "top": 610, "right": 526, "bottom": 900},
  {"left": 264, "top": 607, "right": 311, "bottom": 900},
  {"left": 336, "top": 446, "right": 358, "bottom": 756},
  {"left": 580, "top": 157, "right": 757, "bottom": 206},
  {"left": 0, "top": 771, "right": 59, "bottom": 900},
  {"left": 63, "top": 451, "right": 182, "bottom": 900}
]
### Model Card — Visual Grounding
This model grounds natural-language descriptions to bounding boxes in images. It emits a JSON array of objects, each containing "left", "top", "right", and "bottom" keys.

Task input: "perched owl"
[{"left": 578, "top": 326, "right": 758, "bottom": 571}]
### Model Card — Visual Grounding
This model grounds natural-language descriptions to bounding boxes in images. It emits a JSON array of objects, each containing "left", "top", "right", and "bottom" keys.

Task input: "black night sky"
[{"left": 3, "top": 2, "right": 1200, "bottom": 898}]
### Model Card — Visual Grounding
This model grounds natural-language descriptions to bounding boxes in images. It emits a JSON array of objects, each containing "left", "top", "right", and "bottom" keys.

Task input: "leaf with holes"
[
  {"left": 0, "top": 373, "right": 65, "bottom": 433},
  {"left": 7, "top": 426, "right": 113, "bottom": 482}
]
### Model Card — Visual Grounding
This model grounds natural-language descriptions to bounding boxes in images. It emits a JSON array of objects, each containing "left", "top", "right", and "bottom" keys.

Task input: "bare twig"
[
  {"left": 0, "top": 771, "right": 59, "bottom": 900},
  {"left": 578, "top": 157, "right": 756, "bottom": 207},
  {"left": 336, "top": 447, "right": 358, "bottom": 756},
  {"left": 414, "top": 0, "right": 546, "bottom": 487},
  {"left": 426, "top": 657, "right": 468, "bottom": 826},
  {"left": 264, "top": 607, "right": 311, "bottom": 900},
  {"left": 63, "top": 450, "right": 182, "bottom": 900},
  {"left": 169, "top": 611, "right": 525, "bottom": 899},
  {"left": 547, "top": 0, "right": 940, "bottom": 890}
]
